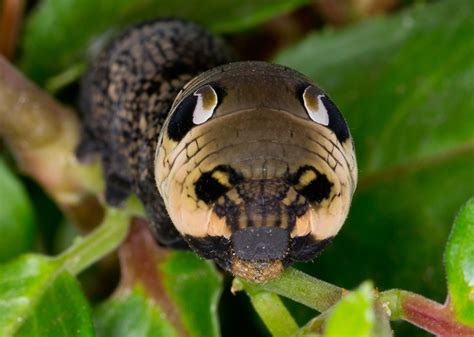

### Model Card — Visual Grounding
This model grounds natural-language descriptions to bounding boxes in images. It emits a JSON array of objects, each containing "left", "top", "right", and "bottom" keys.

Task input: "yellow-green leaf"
[
  {"left": 445, "top": 197, "right": 474, "bottom": 325},
  {"left": 325, "top": 282, "right": 375, "bottom": 337},
  {"left": 0, "top": 159, "right": 35, "bottom": 262},
  {"left": 0, "top": 255, "right": 94, "bottom": 337}
]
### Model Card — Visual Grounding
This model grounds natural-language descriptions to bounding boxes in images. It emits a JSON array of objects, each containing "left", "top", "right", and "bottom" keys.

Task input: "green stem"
[
  {"left": 45, "top": 62, "right": 87, "bottom": 93},
  {"left": 239, "top": 268, "right": 474, "bottom": 336},
  {"left": 235, "top": 279, "right": 299, "bottom": 337},
  {"left": 377, "top": 289, "right": 403, "bottom": 320},
  {"left": 295, "top": 311, "right": 329, "bottom": 337},
  {"left": 258, "top": 268, "right": 343, "bottom": 313},
  {"left": 54, "top": 205, "right": 136, "bottom": 275}
]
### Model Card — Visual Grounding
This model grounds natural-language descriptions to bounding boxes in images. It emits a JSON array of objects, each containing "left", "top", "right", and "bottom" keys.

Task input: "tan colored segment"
[
  {"left": 208, "top": 211, "right": 232, "bottom": 238},
  {"left": 296, "top": 169, "right": 317, "bottom": 190},
  {"left": 211, "top": 170, "right": 233, "bottom": 188},
  {"left": 291, "top": 209, "right": 312, "bottom": 238},
  {"left": 231, "top": 257, "right": 284, "bottom": 283}
]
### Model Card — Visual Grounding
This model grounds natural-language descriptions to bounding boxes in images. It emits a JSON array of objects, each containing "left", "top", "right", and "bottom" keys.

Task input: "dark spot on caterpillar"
[
  {"left": 296, "top": 82, "right": 350, "bottom": 142},
  {"left": 167, "top": 93, "right": 198, "bottom": 141},
  {"left": 167, "top": 82, "right": 226, "bottom": 142},
  {"left": 285, "top": 235, "right": 333, "bottom": 263},
  {"left": 290, "top": 166, "right": 333, "bottom": 203},
  {"left": 194, "top": 165, "right": 243, "bottom": 204},
  {"left": 232, "top": 227, "right": 289, "bottom": 260},
  {"left": 320, "top": 95, "right": 350, "bottom": 142},
  {"left": 185, "top": 235, "right": 232, "bottom": 270}
]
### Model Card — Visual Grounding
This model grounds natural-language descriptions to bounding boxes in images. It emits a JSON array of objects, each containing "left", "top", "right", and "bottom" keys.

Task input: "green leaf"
[
  {"left": 160, "top": 252, "right": 222, "bottom": 337},
  {"left": 324, "top": 282, "right": 375, "bottom": 337},
  {"left": 94, "top": 220, "right": 222, "bottom": 337},
  {"left": 0, "top": 255, "right": 94, "bottom": 337},
  {"left": 20, "top": 0, "right": 308, "bottom": 85},
  {"left": 0, "top": 159, "right": 35, "bottom": 262},
  {"left": 95, "top": 286, "right": 178, "bottom": 337},
  {"left": 95, "top": 253, "right": 223, "bottom": 337},
  {"left": 0, "top": 206, "right": 132, "bottom": 336},
  {"left": 275, "top": 0, "right": 474, "bottom": 305},
  {"left": 445, "top": 197, "right": 474, "bottom": 325}
]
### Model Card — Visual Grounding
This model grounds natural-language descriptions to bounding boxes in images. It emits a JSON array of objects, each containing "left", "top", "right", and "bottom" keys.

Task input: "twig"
[
  {"left": 0, "top": 55, "right": 103, "bottom": 231},
  {"left": 0, "top": 0, "right": 24, "bottom": 59}
]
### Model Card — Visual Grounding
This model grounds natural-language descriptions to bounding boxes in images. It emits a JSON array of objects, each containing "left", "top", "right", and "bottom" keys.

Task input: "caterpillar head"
[{"left": 156, "top": 62, "right": 357, "bottom": 282}]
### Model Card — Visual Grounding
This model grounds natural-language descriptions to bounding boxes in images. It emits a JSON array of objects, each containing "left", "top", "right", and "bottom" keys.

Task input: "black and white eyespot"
[
  {"left": 167, "top": 84, "right": 220, "bottom": 142},
  {"left": 192, "top": 85, "right": 218, "bottom": 124},
  {"left": 301, "top": 85, "right": 350, "bottom": 143},
  {"left": 302, "top": 86, "right": 329, "bottom": 126}
]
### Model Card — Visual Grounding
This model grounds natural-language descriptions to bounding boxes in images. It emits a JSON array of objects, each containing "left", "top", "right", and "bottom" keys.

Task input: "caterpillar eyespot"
[
  {"left": 192, "top": 85, "right": 218, "bottom": 125},
  {"left": 302, "top": 86, "right": 329, "bottom": 126}
]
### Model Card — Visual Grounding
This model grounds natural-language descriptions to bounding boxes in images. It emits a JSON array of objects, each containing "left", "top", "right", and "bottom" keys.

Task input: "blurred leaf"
[
  {"left": 324, "top": 282, "right": 375, "bottom": 337},
  {"left": 95, "top": 286, "right": 178, "bottom": 337},
  {"left": 0, "top": 159, "right": 35, "bottom": 262},
  {"left": 95, "top": 220, "right": 222, "bottom": 337},
  {"left": 20, "top": 0, "right": 308, "bottom": 85},
  {"left": 0, "top": 206, "right": 131, "bottom": 336},
  {"left": 0, "top": 255, "right": 94, "bottom": 337},
  {"left": 445, "top": 197, "right": 474, "bottom": 325},
  {"left": 160, "top": 252, "right": 223, "bottom": 337},
  {"left": 275, "top": 0, "right": 474, "bottom": 305},
  {"left": 372, "top": 302, "right": 393, "bottom": 337}
]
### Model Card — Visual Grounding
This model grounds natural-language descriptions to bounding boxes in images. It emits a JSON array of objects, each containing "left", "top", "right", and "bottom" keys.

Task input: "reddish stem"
[
  {"left": 0, "top": 0, "right": 24, "bottom": 59},
  {"left": 401, "top": 292, "right": 474, "bottom": 337},
  {"left": 117, "top": 218, "right": 189, "bottom": 337}
]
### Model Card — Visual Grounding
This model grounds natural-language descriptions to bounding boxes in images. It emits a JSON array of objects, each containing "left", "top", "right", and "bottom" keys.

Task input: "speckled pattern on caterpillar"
[{"left": 77, "top": 20, "right": 234, "bottom": 247}]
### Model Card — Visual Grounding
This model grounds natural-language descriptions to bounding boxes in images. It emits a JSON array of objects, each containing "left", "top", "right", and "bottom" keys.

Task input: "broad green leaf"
[
  {"left": 95, "top": 220, "right": 222, "bottom": 337},
  {"left": 95, "top": 253, "right": 223, "bottom": 337},
  {"left": 0, "top": 207, "right": 131, "bottom": 336},
  {"left": 160, "top": 252, "right": 222, "bottom": 337},
  {"left": 0, "top": 159, "right": 35, "bottom": 262},
  {"left": 95, "top": 286, "right": 178, "bottom": 337},
  {"left": 0, "top": 255, "right": 94, "bottom": 337},
  {"left": 445, "top": 197, "right": 474, "bottom": 325},
  {"left": 275, "top": 0, "right": 474, "bottom": 307},
  {"left": 324, "top": 282, "right": 375, "bottom": 337},
  {"left": 20, "top": 0, "right": 308, "bottom": 85}
]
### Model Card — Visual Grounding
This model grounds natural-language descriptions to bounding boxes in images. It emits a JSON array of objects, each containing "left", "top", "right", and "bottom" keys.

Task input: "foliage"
[
  {"left": 0, "top": 0, "right": 473, "bottom": 336},
  {"left": 445, "top": 198, "right": 474, "bottom": 325},
  {"left": 0, "top": 159, "right": 35, "bottom": 261}
]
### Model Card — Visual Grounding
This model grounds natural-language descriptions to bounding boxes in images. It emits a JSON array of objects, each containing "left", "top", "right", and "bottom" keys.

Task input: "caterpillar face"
[{"left": 155, "top": 61, "right": 357, "bottom": 282}]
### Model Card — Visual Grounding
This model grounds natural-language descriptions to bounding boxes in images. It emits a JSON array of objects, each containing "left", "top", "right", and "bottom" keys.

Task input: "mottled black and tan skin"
[
  {"left": 78, "top": 19, "right": 357, "bottom": 282},
  {"left": 77, "top": 19, "right": 234, "bottom": 248}
]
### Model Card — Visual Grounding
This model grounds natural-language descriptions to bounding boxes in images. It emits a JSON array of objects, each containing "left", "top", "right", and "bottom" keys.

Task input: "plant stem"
[
  {"left": 378, "top": 290, "right": 474, "bottom": 337},
  {"left": 55, "top": 208, "right": 131, "bottom": 275},
  {"left": 0, "top": 55, "right": 104, "bottom": 231},
  {"left": 235, "top": 278, "right": 299, "bottom": 337},
  {"left": 257, "top": 268, "right": 343, "bottom": 312},
  {"left": 242, "top": 269, "right": 474, "bottom": 336},
  {"left": 234, "top": 269, "right": 342, "bottom": 337},
  {"left": 45, "top": 62, "right": 87, "bottom": 93},
  {"left": 295, "top": 311, "right": 329, "bottom": 337}
]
